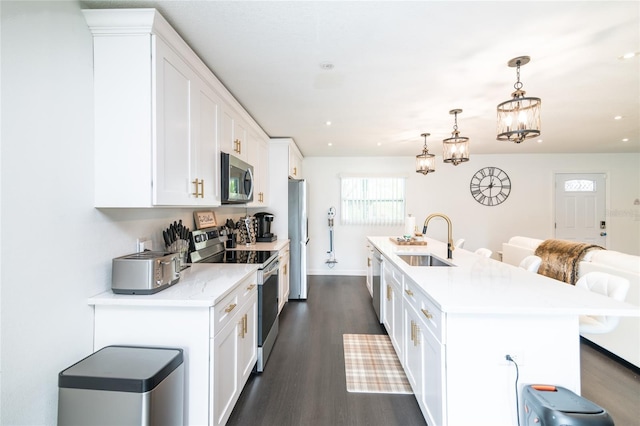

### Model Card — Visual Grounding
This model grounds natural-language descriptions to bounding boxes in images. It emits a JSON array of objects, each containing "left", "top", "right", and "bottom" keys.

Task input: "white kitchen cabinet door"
[
  {"left": 288, "top": 143, "right": 303, "bottom": 178},
  {"left": 154, "top": 39, "right": 221, "bottom": 206},
  {"left": 238, "top": 297, "right": 258, "bottom": 383},
  {"left": 153, "top": 38, "right": 195, "bottom": 205},
  {"left": 247, "top": 132, "right": 270, "bottom": 207},
  {"left": 212, "top": 315, "right": 240, "bottom": 426},
  {"left": 192, "top": 80, "right": 221, "bottom": 205},
  {"left": 384, "top": 262, "right": 404, "bottom": 361},
  {"left": 366, "top": 244, "right": 373, "bottom": 296},
  {"left": 404, "top": 304, "right": 425, "bottom": 411},
  {"left": 278, "top": 243, "right": 290, "bottom": 314},
  {"left": 422, "top": 324, "right": 445, "bottom": 426},
  {"left": 220, "top": 105, "right": 248, "bottom": 162}
]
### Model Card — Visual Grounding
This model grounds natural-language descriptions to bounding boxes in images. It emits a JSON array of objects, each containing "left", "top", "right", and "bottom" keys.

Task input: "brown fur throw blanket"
[{"left": 534, "top": 239, "right": 604, "bottom": 285}]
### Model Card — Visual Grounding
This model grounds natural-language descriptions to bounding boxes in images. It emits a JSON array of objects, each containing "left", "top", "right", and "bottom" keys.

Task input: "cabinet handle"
[
  {"left": 293, "top": 166, "right": 297, "bottom": 176},
  {"left": 247, "top": 284, "right": 256, "bottom": 291},
  {"left": 367, "top": 258, "right": 371, "bottom": 267},
  {"left": 414, "top": 323, "right": 420, "bottom": 346},
  {"left": 243, "top": 313, "right": 248, "bottom": 335},
  {"left": 421, "top": 308, "right": 433, "bottom": 319},
  {"left": 405, "top": 289, "right": 414, "bottom": 297},
  {"left": 283, "top": 264, "right": 287, "bottom": 275},
  {"left": 386, "top": 285, "right": 392, "bottom": 301},
  {"left": 191, "top": 179, "right": 204, "bottom": 198},
  {"left": 411, "top": 320, "right": 415, "bottom": 342},
  {"left": 225, "top": 303, "right": 237, "bottom": 313}
]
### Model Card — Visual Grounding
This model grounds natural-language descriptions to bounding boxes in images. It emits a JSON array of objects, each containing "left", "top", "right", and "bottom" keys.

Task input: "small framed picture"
[{"left": 194, "top": 211, "right": 217, "bottom": 229}]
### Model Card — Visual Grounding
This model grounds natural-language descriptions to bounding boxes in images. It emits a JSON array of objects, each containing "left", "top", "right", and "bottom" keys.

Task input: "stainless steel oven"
[
  {"left": 256, "top": 256, "right": 279, "bottom": 372},
  {"left": 189, "top": 227, "right": 279, "bottom": 372}
]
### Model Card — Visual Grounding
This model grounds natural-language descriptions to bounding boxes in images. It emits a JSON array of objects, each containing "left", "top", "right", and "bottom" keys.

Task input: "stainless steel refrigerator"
[{"left": 288, "top": 179, "right": 309, "bottom": 299}]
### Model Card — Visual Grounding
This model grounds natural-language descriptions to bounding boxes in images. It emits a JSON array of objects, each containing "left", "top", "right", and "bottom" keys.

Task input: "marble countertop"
[
  {"left": 368, "top": 236, "right": 640, "bottom": 317},
  {"left": 88, "top": 263, "right": 258, "bottom": 308}
]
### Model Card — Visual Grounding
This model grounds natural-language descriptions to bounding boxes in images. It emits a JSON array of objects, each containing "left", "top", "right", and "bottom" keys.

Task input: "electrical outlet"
[
  {"left": 503, "top": 353, "right": 524, "bottom": 366},
  {"left": 137, "top": 237, "right": 152, "bottom": 252}
]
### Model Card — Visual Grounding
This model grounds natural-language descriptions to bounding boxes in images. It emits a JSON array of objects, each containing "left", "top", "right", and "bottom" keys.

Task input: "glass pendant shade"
[
  {"left": 416, "top": 133, "right": 435, "bottom": 175},
  {"left": 443, "top": 109, "right": 470, "bottom": 165},
  {"left": 496, "top": 56, "right": 541, "bottom": 143},
  {"left": 497, "top": 94, "right": 541, "bottom": 143}
]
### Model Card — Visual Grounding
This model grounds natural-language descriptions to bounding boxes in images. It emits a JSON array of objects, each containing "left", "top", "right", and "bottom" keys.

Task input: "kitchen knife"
[{"left": 163, "top": 230, "right": 172, "bottom": 247}]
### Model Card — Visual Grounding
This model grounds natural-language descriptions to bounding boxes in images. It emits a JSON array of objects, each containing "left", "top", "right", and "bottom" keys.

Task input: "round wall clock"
[{"left": 469, "top": 167, "right": 511, "bottom": 206}]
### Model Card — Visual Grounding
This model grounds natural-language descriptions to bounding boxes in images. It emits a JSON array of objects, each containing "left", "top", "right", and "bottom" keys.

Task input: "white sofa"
[{"left": 502, "top": 236, "right": 640, "bottom": 368}]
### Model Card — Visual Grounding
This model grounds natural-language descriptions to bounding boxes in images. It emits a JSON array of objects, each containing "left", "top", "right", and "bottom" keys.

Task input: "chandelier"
[
  {"left": 496, "top": 56, "right": 541, "bottom": 143},
  {"left": 416, "top": 133, "right": 435, "bottom": 175},
  {"left": 443, "top": 109, "right": 470, "bottom": 165}
]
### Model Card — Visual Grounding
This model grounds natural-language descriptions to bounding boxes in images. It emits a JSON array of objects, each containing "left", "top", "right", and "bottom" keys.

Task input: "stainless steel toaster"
[{"left": 112, "top": 251, "right": 180, "bottom": 294}]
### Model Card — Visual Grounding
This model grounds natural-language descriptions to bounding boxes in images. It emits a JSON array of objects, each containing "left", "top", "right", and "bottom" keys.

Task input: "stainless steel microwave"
[{"left": 221, "top": 152, "right": 254, "bottom": 204}]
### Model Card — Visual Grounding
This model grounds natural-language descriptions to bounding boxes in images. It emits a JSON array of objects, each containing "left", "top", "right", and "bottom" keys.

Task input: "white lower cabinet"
[
  {"left": 212, "top": 288, "right": 257, "bottom": 426},
  {"left": 403, "top": 278, "right": 444, "bottom": 426},
  {"left": 278, "top": 243, "right": 290, "bottom": 314},
  {"left": 92, "top": 273, "right": 258, "bottom": 426},
  {"left": 383, "top": 261, "right": 404, "bottom": 358}
]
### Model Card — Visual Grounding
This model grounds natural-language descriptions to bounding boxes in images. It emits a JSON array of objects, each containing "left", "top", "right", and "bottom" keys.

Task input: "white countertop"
[
  {"left": 88, "top": 263, "right": 258, "bottom": 308},
  {"left": 369, "top": 236, "right": 640, "bottom": 317}
]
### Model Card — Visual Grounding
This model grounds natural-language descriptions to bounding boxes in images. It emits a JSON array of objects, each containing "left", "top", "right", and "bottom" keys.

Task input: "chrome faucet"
[{"left": 422, "top": 213, "right": 454, "bottom": 259}]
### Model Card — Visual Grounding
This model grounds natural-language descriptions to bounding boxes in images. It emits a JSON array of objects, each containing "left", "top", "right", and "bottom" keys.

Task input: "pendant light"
[
  {"left": 443, "top": 109, "right": 470, "bottom": 165},
  {"left": 416, "top": 133, "right": 435, "bottom": 175},
  {"left": 496, "top": 56, "right": 541, "bottom": 143}
]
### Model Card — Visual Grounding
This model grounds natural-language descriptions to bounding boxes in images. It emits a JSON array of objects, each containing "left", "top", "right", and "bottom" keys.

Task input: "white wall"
[{"left": 305, "top": 154, "right": 640, "bottom": 275}]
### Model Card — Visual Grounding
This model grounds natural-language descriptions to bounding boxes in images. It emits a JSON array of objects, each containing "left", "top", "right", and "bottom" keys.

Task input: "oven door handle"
[{"left": 262, "top": 262, "right": 279, "bottom": 280}]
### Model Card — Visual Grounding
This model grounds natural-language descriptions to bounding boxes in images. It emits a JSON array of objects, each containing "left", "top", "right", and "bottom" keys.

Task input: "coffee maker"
[{"left": 254, "top": 212, "right": 277, "bottom": 242}]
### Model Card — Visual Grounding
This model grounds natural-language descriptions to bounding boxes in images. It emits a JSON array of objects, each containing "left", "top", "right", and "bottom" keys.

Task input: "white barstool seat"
[
  {"left": 519, "top": 255, "right": 542, "bottom": 273},
  {"left": 474, "top": 248, "right": 492, "bottom": 258},
  {"left": 576, "top": 272, "right": 630, "bottom": 334},
  {"left": 454, "top": 239, "right": 465, "bottom": 249}
]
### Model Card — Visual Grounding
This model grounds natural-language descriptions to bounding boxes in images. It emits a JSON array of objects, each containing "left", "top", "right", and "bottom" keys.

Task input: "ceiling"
[{"left": 82, "top": 1, "right": 640, "bottom": 158}]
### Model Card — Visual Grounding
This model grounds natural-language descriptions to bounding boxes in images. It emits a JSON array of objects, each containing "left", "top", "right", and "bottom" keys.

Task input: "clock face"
[{"left": 470, "top": 167, "right": 511, "bottom": 206}]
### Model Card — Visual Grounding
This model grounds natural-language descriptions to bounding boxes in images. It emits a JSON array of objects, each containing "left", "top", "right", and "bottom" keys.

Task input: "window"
[
  {"left": 564, "top": 179, "right": 595, "bottom": 192},
  {"left": 340, "top": 176, "right": 406, "bottom": 225}
]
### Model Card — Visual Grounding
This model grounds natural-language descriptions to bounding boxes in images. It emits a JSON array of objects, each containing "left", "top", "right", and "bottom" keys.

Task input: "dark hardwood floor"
[
  {"left": 227, "top": 275, "right": 426, "bottom": 426},
  {"left": 227, "top": 275, "right": 640, "bottom": 426}
]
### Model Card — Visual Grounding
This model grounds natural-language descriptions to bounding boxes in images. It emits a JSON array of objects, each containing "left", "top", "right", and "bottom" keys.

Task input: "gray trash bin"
[
  {"left": 523, "top": 384, "right": 614, "bottom": 426},
  {"left": 58, "top": 345, "right": 184, "bottom": 426}
]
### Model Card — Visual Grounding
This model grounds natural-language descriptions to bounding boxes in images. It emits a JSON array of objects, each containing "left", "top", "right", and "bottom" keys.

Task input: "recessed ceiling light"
[
  {"left": 328, "top": 142, "right": 333, "bottom": 146},
  {"left": 377, "top": 142, "right": 382, "bottom": 146},
  {"left": 619, "top": 52, "right": 639, "bottom": 60},
  {"left": 622, "top": 138, "right": 629, "bottom": 142},
  {"left": 614, "top": 115, "right": 623, "bottom": 120},
  {"left": 537, "top": 139, "right": 543, "bottom": 144},
  {"left": 325, "top": 121, "right": 332, "bottom": 126},
  {"left": 319, "top": 62, "right": 334, "bottom": 70}
]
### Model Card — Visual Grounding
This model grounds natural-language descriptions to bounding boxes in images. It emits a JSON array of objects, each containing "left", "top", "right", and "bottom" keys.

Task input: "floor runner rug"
[{"left": 343, "top": 333, "right": 412, "bottom": 394}]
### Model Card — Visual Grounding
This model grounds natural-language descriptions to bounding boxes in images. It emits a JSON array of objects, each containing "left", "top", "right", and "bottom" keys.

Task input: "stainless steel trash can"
[
  {"left": 523, "top": 384, "right": 614, "bottom": 426},
  {"left": 58, "top": 345, "right": 184, "bottom": 426}
]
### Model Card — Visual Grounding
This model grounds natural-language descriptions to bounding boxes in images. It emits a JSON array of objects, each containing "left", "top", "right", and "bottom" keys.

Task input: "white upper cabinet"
[
  {"left": 84, "top": 8, "right": 266, "bottom": 208},
  {"left": 289, "top": 142, "right": 303, "bottom": 179},
  {"left": 153, "top": 38, "right": 221, "bottom": 206},
  {"left": 220, "top": 105, "right": 249, "bottom": 162},
  {"left": 247, "top": 131, "right": 270, "bottom": 207}
]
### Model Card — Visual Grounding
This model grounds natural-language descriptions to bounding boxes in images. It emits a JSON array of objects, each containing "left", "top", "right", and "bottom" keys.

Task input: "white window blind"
[{"left": 340, "top": 176, "right": 406, "bottom": 225}]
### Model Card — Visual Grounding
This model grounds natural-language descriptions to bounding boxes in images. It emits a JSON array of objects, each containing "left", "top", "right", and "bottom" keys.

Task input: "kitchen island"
[
  {"left": 368, "top": 236, "right": 639, "bottom": 426},
  {"left": 89, "top": 263, "right": 259, "bottom": 426}
]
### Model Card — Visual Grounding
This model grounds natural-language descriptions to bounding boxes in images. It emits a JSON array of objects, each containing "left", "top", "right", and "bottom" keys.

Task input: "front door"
[{"left": 554, "top": 173, "right": 607, "bottom": 246}]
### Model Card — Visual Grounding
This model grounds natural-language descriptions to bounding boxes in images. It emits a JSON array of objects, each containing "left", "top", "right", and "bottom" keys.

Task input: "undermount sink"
[{"left": 398, "top": 254, "right": 454, "bottom": 267}]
